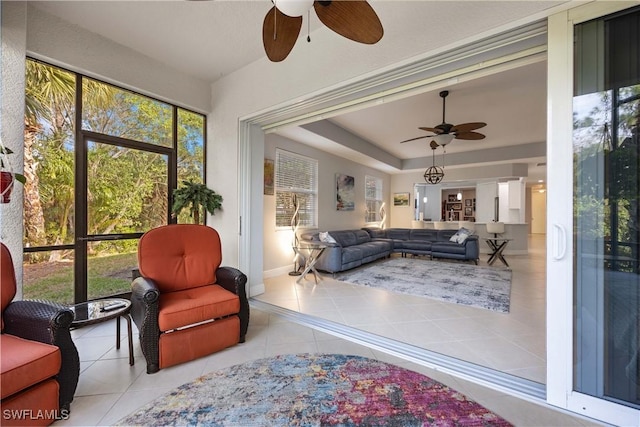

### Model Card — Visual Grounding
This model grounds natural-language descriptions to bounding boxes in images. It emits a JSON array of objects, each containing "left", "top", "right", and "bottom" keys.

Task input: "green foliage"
[
  {"left": 172, "top": 180, "right": 223, "bottom": 224},
  {"left": 0, "top": 147, "right": 27, "bottom": 184}
]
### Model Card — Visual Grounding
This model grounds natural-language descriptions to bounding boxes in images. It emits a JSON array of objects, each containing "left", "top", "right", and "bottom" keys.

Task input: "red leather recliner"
[
  {"left": 0, "top": 243, "right": 80, "bottom": 426},
  {"left": 130, "top": 224, "right": 249, "bottom": 374}
]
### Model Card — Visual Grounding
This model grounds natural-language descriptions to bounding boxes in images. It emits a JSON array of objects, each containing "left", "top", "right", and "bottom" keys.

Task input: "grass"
[{"left": 23, "top": 252, "right": 137, "bottom": 304}]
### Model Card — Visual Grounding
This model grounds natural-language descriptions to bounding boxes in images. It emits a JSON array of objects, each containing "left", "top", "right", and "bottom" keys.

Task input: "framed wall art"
[
  {"left": 393, "top": 192, "right": 410, "bottom": 207},
  {"left": 336, "top": 174, "right": 355, "bottom": 211},
  {"left": 263, "top": 158, "right": 274, "bottom": 195}
]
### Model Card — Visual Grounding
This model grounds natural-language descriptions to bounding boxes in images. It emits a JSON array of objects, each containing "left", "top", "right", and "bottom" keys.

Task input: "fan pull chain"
[
  {"left": 273, "top": 2, "right": 277, "bottom": 40},
  {"left": 307, "top": 9, "right": 311, "bottom": 42}
]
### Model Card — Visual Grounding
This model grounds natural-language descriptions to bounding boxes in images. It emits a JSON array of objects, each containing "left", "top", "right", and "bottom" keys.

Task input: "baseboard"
[
  {"left": 249, "top": 282, "right": 265, "bottom": 298},
  {"left": 263, "top": 265, "right": 293, "bottom": 279}
]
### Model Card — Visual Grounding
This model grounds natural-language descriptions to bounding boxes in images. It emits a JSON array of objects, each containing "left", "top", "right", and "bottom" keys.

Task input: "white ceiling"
[{"left": 31, "top": 1, "right": 553, "bottom": 184}]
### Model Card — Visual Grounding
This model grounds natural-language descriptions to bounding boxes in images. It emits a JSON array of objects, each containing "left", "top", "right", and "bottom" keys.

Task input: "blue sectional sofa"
[
  {"left": 365, "top": 227, "right": 479, "bottom": 263},
  {"left": 300, "top": 227, "right": 479, "bottom": 274},
  {"left": 299, "top": 229, "right": 392, "bottom": 273}
]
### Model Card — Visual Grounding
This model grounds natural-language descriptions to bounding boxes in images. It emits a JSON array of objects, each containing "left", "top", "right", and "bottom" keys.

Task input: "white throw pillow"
[
  {"left": 450, "top": 228, "right": 472, "bottom": 244},
  {"left": 319, "top": 231, "right": 337, "bottom": 244}
]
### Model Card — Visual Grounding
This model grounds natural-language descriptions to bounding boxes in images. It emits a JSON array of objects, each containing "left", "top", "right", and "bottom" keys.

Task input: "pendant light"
[{"left": 424, "top": 141, "right": 444, "bottom": 184}]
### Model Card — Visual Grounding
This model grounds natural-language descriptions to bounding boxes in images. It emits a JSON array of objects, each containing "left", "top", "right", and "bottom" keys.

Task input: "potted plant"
[
  {"left": 171, "top": 180, "right": 223, "bottom": 224},
  {"left": 1, "top": 146, "right": 26, "bottom": 204}
]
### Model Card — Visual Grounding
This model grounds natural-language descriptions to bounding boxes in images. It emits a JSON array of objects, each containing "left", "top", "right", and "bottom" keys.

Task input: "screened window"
[
  {"left": 23, "top": 58, "right": 206, "bottom": 304},
  {"left": 82, "top": 78, "right": 173, "bottom": 147},
  {"left": 275, "top": 149, "right": 318, "bottom": 228},
  {"left": 365, "top": 175, "right": 383, "bottom": 223}
]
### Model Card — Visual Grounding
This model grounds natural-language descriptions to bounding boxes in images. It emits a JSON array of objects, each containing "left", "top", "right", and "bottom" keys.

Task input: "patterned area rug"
[
  {"left": 117, "top": 354, "right": 512, "bottom": 426},
  {"left": 337, "top": 257, "right": 512, "bottom": 313}
]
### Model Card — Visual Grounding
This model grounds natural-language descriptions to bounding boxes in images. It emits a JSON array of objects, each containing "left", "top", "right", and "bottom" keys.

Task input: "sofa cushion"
[
  {"left": 329, "top": 231, "right": 359, "bottom": 247},
  {"left": 437, "top": 230, "right": 458, "bottom": 242},
  {"left": 0, "top": 334, "right": 61, "bottom": 400},
  {"left": 410, "top": 229, "right": 439, "bottom": 241},
  {"left": 387, "top": 229, "right": 411, "bottom": 240},
  {"left": 432, "top": 241, "right": 468, "bottom": 255},
  {"left": 354, "top": 230, "right": 371, "bottom": 245},
  {"left": 402, "top": 241, "right": 432, "bottom": 252},
  {"left": 158, "top": 285, "right": 240, "bottom": 331},
  {"left": 358, "top": 242, "right": 389, "bottom": 258},
  {"left": 341, "top": 247, "right": 363, "bottom": 264},
  {"left": 363, "top": 227, "right": 386, "bottom": 238}
]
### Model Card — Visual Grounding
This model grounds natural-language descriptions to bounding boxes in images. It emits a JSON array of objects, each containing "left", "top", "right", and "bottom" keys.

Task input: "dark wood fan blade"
[
  {"left": 450, "top": 122, "right": 487, "bottom": 133},
  {"left": 263, "top": 7, "right": 302, "bottom": 62},
  {"left": 399, "top": 135, "right": 430, "bottom": 144},
  {"left": 455, "top": 131, "right": 486, "bottom": 140},
  {"left": 314, "top": 1, "right": 383, "bottom": 44},
  {"left": 418, "top": 127, "right": 444, "bottom": 134}
]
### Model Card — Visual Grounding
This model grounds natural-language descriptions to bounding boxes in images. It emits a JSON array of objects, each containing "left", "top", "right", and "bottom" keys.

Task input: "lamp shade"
[
  {"left": 275, "top": 0, "right": 313, "bottom": 17},
  {"left": 456, "top": 192, "right": 462, "bottom": 200}
]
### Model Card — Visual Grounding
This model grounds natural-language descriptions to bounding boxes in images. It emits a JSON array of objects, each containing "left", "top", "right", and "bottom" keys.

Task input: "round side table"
[{"left": 69, "top": 298, "right": 134, "bottom": 366}]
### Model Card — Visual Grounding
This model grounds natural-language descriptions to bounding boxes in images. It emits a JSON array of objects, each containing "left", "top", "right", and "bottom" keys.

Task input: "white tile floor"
[
  {"left": 58, "top": 308, "right": 600, "bottom": 426},
  {"left": 256, "top": 234, "right": 548, "bottom": 384}
]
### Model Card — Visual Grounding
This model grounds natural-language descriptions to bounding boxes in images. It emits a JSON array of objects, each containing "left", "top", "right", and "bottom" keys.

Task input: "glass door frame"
[
  {"left": 74, "top": 130, "right": 175, "bottom": 303},
  {"left": 546, "top": 3, "right": 640, "bottom": 424}
]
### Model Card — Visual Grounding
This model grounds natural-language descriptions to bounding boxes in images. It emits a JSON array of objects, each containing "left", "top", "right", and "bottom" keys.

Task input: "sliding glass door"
[{"left": 547, "top": 4, "right": 639, "bottom": 424}]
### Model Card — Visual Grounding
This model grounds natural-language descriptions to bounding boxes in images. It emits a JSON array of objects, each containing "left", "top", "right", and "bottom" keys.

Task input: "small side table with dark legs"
[
  {"left": 483, "top": 237, "right": 513, "bottom": 267},
  {"left": 69, "top": 298, "right": 134, "bottom": 366}
]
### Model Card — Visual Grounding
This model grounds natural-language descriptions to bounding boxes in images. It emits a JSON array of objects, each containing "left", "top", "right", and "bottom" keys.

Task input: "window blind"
[
  {"left": 365, "top": 175, "right": 383, "bottom": 223},
  {"left": 275, "top": 149, "right": 318, "bottom": 228}
]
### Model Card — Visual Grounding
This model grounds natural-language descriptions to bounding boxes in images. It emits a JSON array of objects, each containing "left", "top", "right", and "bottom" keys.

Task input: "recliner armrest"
[
  {"left": 3, "top": 300, "right": 79, "bottom": 411},
  {"left": 216, "top": 266, "right": 249, "bottom": 342},
  {"left": 131, "top": 277, "right": 161, "bottom": 373},
  {"left": 4, "top": 300, "right": 73, "bottom": 342}
]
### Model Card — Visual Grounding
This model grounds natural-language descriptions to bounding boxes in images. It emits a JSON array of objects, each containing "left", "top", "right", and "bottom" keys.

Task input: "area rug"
[
  {"left": 336, "top": 257, "right": 512, "bottom": 313},
  {"left": 116, "top": 353, "right": 512, "bottom": 426}
]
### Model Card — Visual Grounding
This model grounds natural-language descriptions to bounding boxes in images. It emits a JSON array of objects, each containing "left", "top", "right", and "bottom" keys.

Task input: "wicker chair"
[
  {"left": 1, "top": 243, "right": 80, "bottom": 425},
  {"left": 131, "top": 224, "right": 249, "bottom": 374}
]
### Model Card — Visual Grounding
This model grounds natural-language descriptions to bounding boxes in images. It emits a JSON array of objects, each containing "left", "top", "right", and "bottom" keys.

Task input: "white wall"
[
  {"left": 1, "top": 2, "right": 27, "bottom": 297},
  {"left": 263, "top": 134, "right": 391, "bottom": 275}
]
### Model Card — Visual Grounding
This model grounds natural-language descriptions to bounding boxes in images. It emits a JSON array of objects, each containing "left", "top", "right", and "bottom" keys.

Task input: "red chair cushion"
[
  {"left": 138, "top": 225, "right": 223, "bottom": 292},
  {"left": 0, "top": 379, "right": 59, "bottom": 426},
  {"left": 1, "top": 243, "right": 17, "bottom": 331},
  {"left": 0, "top": 334, "right": 61, "bottom": 400},
  {"left": 158, "top": 285, "right": 240, "bottom": 332}
]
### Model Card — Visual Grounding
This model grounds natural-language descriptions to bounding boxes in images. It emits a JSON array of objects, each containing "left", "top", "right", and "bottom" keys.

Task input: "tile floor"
[
  {"left": 256, "top": 234, "right": 547, "bottom": 384},
  {"left": 58, "top": 307, "right": 600, "bottom": 426}
]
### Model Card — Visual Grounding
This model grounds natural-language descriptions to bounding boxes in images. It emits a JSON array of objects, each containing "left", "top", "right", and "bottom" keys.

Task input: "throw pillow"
[
  {"left": 319, "top": 231, "right": 337, "bottom": 244},
  {"left": 449, "top": 227, "right": 472, "bottom": 244}
]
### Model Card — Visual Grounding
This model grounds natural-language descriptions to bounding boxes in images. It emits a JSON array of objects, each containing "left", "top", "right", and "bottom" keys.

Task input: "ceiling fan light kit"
[
  {"left": 399, "top": 90, "right": 487, "bottom": 145},
  {"left": 432, "top": 133, "right": 454, "bottom": 146},
  {"left": 274, "top": 0, "right": 314, "bottom": 17},
  {"left": 263, "top": 0, "right": 384, "bottom": 62}
]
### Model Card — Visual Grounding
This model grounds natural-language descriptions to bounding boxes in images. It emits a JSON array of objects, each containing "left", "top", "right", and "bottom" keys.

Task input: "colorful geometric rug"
[
  {"left": 117, "top": 353, "right": 512, "bottom": 426},
  {"left": 337, "top": 257, "right": 512, "bottom": 313}
]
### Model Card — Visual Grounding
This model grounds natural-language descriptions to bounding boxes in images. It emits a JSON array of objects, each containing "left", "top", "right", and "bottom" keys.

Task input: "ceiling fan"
[
  {"left": 400, "top": 90, "right": 487, "bottom": 146},
  {"left": 262, "top": 0, "right": 383, "bottom": 62}
]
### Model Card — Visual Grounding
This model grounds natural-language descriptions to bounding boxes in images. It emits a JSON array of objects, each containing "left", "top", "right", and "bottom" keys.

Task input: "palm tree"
[{"left": 24, "top": 61, "right": 75, "bottom": 248}]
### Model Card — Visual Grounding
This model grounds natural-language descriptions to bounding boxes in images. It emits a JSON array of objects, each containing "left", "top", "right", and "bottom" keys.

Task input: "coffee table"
[{"left": 69, "top": 298, "right": 134, "bottom": 366}]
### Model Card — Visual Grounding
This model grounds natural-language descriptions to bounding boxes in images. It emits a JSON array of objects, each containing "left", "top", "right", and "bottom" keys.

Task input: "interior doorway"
[{"left": 531, "top": 189, "right": 547, "bottom": 234}]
